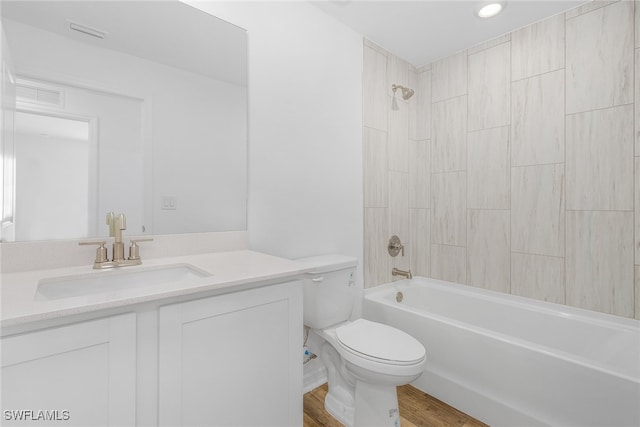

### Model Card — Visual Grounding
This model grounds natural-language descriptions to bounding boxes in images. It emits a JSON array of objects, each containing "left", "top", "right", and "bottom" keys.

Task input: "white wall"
[{"left": 187, "top": 2, "right": 364, "bottom": 286}]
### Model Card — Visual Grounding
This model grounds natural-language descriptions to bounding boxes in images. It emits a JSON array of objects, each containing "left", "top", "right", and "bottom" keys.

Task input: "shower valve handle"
[{"left": 388, "top": 235, "right": 404, "bottom": 257}]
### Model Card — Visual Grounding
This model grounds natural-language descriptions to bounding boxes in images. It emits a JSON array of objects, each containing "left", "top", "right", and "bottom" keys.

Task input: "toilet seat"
[{"left": 336, "top": 319, "right": 426, "bottom": 366}]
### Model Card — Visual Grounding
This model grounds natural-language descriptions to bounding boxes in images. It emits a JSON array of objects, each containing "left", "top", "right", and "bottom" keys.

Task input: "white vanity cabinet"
[
  {"left": 1, "top": 269, "right": 304, "bottom": 426},
  {"left": 158, "top": 280, "right": 303, "bottom": 427},
  {"left": 1, "top": 313, "right": 137, "bottom": 427}
]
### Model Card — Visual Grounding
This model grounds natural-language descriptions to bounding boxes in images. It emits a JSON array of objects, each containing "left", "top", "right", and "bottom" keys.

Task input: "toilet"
[{"left": 299, "top": 255, "right": 426, "bottom": 427}]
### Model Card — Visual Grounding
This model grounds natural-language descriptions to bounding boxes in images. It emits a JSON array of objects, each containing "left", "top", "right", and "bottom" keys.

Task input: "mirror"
[{"left": 0, "top": 1, "right": 248, "bottom": 242}]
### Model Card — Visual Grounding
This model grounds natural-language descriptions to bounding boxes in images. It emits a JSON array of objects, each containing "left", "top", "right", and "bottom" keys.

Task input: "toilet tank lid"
[{"left": 296, "top": 254, "right": 357, "bottom": 274}]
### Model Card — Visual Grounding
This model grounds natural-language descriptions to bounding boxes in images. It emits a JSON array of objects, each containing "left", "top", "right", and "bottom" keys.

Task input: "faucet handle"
[
  {"left": 388, "top": 235, "right": 405, "bottom": 257},
  {"left": 106, "top": 212, "right": 115, "bottom": 237},
  {"left": 128, "top": 238, "right": 154, "bottom": 261},
  {"left": 79, "top": 240, "right": 109, "bottom": 264}
]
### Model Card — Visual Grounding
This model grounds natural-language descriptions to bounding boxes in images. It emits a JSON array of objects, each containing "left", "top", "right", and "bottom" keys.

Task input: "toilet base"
[
  {"left": 353, "top": 381, "right": 400, "bottom": 427},
  {"left": 325, "top": 385, "right": 355, "bottom": 427},
  {"left": 324, "top": 380, "right": 400, "bottom": 427}
]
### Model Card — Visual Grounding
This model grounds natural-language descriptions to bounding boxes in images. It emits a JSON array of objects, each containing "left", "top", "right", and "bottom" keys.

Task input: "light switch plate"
[{"left": 161, "top": 196, "right": 177, "bottom": 210}]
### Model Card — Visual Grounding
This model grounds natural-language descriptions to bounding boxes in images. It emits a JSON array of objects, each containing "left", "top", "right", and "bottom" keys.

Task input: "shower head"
[{"left": 392, "top": 84, "right": 414, "bottom": 100}]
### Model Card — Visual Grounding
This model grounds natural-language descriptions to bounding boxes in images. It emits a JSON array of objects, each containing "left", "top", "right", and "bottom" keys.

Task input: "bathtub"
[{"left": 363, "top": 277, "right": 640, "bottom": 427}]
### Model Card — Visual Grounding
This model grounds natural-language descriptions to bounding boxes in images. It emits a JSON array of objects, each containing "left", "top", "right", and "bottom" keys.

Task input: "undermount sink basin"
[{"left": 35, "top": 264, "right": 211, "bottom": 300}]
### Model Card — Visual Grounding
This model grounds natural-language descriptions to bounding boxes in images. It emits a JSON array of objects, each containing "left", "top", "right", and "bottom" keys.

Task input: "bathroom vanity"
[{"left": 1, "top": 249, "right": 305, "bottom": 427}]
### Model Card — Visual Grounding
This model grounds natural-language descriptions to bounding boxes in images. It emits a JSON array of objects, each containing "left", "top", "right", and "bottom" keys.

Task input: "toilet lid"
[{"left": 336, "top": 319, "right": 425, "bottom": 364}]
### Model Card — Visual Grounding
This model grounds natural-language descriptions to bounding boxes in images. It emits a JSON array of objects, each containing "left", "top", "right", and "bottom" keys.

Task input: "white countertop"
[{"left": 1, "top": 250, "right": 309, "bottom": 328}]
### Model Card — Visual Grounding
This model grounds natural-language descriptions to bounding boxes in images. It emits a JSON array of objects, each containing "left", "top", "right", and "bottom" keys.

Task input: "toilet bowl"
[
  {"left": 311, "top": 319, "right": 426, "bottom": 427},
  {"left": 299, "top": 255, "right": 426, "bottom": 427}
]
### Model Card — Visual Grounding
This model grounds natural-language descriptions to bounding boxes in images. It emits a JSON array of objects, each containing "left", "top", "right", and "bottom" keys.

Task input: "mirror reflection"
[{"left": 0, "top": 1, "right": 248, "bottom": 242}]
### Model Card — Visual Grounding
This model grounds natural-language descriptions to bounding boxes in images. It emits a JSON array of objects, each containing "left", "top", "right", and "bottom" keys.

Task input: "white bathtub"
[{"left": 363, "top": 277, "right": 640, "bottom": 427}]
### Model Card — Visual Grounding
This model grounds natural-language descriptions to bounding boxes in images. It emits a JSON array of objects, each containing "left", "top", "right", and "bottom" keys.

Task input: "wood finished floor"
[{"left": 303, "top": 384, "right": 489, "bottom": 427}]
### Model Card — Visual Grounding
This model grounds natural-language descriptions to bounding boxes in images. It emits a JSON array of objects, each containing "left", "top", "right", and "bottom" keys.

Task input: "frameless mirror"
[{"left": 0, "top": 1, "right": 247, "bottom": 242}]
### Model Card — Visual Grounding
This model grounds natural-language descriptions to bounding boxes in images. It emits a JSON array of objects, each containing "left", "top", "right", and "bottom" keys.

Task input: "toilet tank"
[{"left": 297, "top": 254, "right": 357, "bottom": 329}]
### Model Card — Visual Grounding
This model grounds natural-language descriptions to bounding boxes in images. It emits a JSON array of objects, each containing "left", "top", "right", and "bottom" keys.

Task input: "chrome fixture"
[
  {"left": 391, "top": 84, "right": 415, "bottom": 100},
  {"left": 392, "top": 268, "right": 413, "bottom": 280},
  {"left": 391, "top": 84, "right": 414, "bottom": 111},
  {"left": 79, "top": 240, "right": 109, "bottom": 268},
  {"left": 108, "top": 212, "right": 127, "bottom": 263},
  {"left": 388, "top": 235, "right": 405, "bottom": 257},
  {"left": 80, "top": 212, "right": 152, "bottom": 269}
]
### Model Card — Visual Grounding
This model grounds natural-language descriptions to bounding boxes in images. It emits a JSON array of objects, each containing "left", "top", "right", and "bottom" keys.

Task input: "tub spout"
[{"left": 392, "top": 268, "right": 412, "bottom": 279}]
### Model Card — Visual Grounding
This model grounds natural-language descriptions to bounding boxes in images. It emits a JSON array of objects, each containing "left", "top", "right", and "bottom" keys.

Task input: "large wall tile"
[
  {"left": 511, "top": 70, "right": 565, "bottom": 166},
  {"left": 431, "top": 244, "right": 466, "bottom": 284},
  {"left": 388, "top": 98, "right": 409, "bottom": 172},
  {"left": 389, "top": 172, "right": 411, "bottom": 279},
  {"left": 432, "top": 95, "right": 467, "bottom": 172},
  {"left": 409, "top": 69, "right": 431, "bottom": 141},
  {"left": 387, "top": 55, "right": 409, "bottom": 98},
  {"left": 468, "top": 42, "right": 511, "bottom": 131},
  {"left": 363, "top": 45, "right": 388, "bottom": 131},
  {"left": 363, "top": 39, "right": 387, "bottom": 55},
  {"left": 566, "top": 105, "right": 633, "bottom": 211},
  {"left": 364, "top": 208, "right": 390, "bottom": 288},
  {"left": 363, "top": 8, "right": 638, "bottom": 318},
  {"left": 467, "top": 126, "right": 510, "bottom": 209},
  {"left": 467, "top": 210, "right": 510, "bottom": 292},
  {"left": 431, "top": 51, "right": 467, "bottom": 102},
  {"left": 636, "top": 48, "right": 640, "bottom": 155},
  {"left": 512, "top": 13, "right": 565, "bottom": 80},
  {"left": 636, "top": 0, "right": 640, "bottom": 48},
  {"left": 566, "top": 211, "right": 634, "bottom": 317},
  {"left": 388, "top": 172, "right": 409, "bottom": 245},
  {"left": 431, "top": 171, "right": 466, "bottom": 246},
  {"left": 468, "top": 34, "right": 511, "bottom": 56},
  {"left": 410, "top": 209, "right": 430, "bottom": 277},
  {"left": 566, "top": 1, "right": 633, "bottom": 113},
  {"left": 636, "top": 266, "right": 640, "bottom": 320},
  {"left": 409, "top": 140, "right": 430, "bottom": 208},
  {"left": 636, "top": 157, "right": 640, "bottom": 265},
  {"left": 363, "top": 127, "right": 388, "bottom": 208},
  {"left": 511, "top": 253, "right": 565, "bottom": 304},
  {"left": 566, "top": 0, "right": 619, "bottom": 20},
  {"left": 511, "top": 164, "right": 565, "bottom": 257}
]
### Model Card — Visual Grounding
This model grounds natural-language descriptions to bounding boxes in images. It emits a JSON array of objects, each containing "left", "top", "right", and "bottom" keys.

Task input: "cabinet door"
[
  {"left": 159, "top": 281, "right": 303, "bottom": 427},
  {"left": 1, "top": 313, "right": 136, "bottom": 426}
]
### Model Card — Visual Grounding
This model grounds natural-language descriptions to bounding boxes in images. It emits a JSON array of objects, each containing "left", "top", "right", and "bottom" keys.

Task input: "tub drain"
[{"left": 396, "top": 291, "right": 403, "bottom": 302}]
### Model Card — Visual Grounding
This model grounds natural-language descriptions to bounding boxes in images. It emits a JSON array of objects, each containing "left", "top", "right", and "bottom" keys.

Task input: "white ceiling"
[
  {"left": 2, "top": 1, "right": 589, "bottom": 85},
  {"left": 312, "top": 0, "right": 588, "bottom": 67}
]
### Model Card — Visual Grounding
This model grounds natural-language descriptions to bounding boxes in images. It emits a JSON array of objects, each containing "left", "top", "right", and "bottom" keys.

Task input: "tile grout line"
[
  {"left": 510, "top": 35, "right": 515, "bottom": 297},
  {"left": 634, "top": 1, "right": 637, "bottom": 318},
  {"left": 564, "top": 9, "right": 568, "bottom": 307},
  {"left": 465, "top": 47, "right": 470, "bottom": 286}
]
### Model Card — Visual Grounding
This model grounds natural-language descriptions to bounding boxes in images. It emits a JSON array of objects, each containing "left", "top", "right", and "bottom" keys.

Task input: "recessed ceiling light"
[{"left": 477, "top": 1, "right": 505, "bottom": 18}]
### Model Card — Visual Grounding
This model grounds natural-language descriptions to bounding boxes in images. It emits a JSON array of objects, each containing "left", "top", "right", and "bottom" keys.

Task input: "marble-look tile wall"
[{"left": 363, "top": 0, "right": 639, "bottom": 319}]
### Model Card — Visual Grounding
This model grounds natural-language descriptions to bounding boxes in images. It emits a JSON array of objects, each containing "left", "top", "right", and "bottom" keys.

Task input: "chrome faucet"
[
  {"left": 80, "top": 212, "right": 152, "bottom": 269},
  {"left": 392, "top": 268, "right": 412, "bottom": 279}
]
